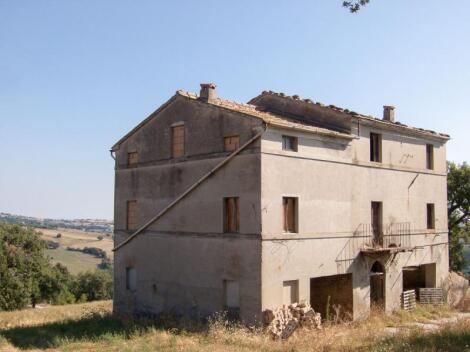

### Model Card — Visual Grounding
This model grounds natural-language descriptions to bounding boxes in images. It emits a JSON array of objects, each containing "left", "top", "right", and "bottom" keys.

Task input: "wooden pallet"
[
  {"left": 419, "top": 288, "right": 443, "bottom": 304},
  {"left": 402, "top": 289, "right": 416, "bottom": 310}
]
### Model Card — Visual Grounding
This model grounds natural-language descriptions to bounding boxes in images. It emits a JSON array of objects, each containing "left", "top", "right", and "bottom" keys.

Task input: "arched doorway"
[{"left": 370, "top": 261, "right": 385, "bottom": 310}]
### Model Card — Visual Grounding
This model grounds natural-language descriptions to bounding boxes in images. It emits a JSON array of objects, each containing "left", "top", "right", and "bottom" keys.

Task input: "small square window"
[
  {"left": 127, "top": 152, "right": 138, "bottom": 167},
  {"left": 224, "top": 135, "right": 240, "bottom": 152},
  {"left": 282, "top": 135, "right": 298, "bottom": 152}
]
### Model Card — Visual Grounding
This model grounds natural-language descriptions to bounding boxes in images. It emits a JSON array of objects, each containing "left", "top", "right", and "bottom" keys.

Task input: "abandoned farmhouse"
[{"left": 111, "top": 83, "right": 450, "bottom": 323}]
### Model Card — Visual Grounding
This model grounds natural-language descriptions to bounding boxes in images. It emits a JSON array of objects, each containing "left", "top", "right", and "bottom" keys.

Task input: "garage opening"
[
  {"left": 370, "top": 261, "right": 385, "bottom": 310},
  {"left": 403, "top": 263, "right": 436, "bottom": 300},
  {"left": 310, "top": 273, "right": 353, "bottom": 321}
]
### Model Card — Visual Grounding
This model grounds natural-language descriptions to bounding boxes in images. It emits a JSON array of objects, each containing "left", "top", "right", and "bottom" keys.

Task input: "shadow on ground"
[{"left": 0, "top": 313, "right": 207, "bottom": 350}]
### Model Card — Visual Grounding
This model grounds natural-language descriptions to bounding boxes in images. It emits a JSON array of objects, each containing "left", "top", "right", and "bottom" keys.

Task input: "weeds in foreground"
[{"left": 0, "top": 301, "right": 467, "bottom": 352}]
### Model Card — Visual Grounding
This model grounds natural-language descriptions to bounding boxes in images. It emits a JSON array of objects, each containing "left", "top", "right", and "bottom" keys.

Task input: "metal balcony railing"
[{"left": 336, "top": 222, "right": 411, "bottom": 274}]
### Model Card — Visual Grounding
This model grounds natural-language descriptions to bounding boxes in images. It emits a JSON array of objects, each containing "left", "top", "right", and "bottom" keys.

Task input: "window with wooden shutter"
[
  {"left": 283, "top": 197, "right": 298, "bottom": 233},
  {"left": 370, "top": 133, "right": 382, "bottom": 162},
  {"left": 426, "top": 144, "right": 434, "bottom": 170},
  {"left": 172, "top": 125, "right": 185, "bottom": 158},
  {"left": 127, "top": 200, "right": 137, "bottom": 231},
  {"left": 224, "top": 135, "right": 240, "bottom": 152},
  {"left": 427, "top": 203, "right": 435, "bottom": 229},
  {"left": 127, "top": 152, "right": 138, "bottom": 167},
  {"left": 224, "top": 197, "right": 239, "bottom": 233}
]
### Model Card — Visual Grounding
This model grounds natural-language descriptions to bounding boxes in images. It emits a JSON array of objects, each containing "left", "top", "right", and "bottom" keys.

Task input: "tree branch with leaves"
[{"left": 343, "top": 0, "right": 370, "bottom": 12}]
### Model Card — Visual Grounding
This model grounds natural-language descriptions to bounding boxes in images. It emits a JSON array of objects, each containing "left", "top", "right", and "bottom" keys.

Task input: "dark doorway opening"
[
  {"left": 310, "top": 273, "right": 353, "bottom": 321},
  {"left": 403, "top": 263, "right": 436, "bottom": 300},
  {"left": 370, "top": 261, "right": 385, "bottom": 310},
  {"left": 371, "top": 202, "right": 383, "bottom": 246}
]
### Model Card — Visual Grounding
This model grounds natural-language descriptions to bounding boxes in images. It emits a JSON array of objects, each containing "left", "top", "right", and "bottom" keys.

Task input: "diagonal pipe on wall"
[{"left": 113, "top": 123, "right": 268, "bottom": 252}]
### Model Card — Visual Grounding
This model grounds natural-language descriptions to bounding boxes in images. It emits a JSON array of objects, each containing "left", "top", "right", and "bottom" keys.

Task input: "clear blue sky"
[{"left": 1, "top": 0, "right": 469, "bottom": 220}]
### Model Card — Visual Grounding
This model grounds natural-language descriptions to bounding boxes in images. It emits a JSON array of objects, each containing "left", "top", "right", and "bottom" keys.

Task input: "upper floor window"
[
  {"left": 127, "top": 152, "right": 138, "bottom": 167},
  {"left": 282, "top": 135, "right": 298, "bottom": 152},
  {"left": 171, "top": 125, "right": 185, "bottom": 158},
  {"left": 224, "top": 135, "right": 240, "bottom": 152},
  {"left": 370, "top": 133, "right": 382, "bottom": 162},
  {"left": 283, "top": 197, "right": 298, "bottom": 233},
  {"left": 427, "top": 203, "right": 435, "bottom": 229},
  {"left": 127, "top": 200, "right": 138, "bottom": 231},
  {"left": 224, "top": 197, "right": 239, "bottom": 233},
  {"left": 426, "top": 144, "right": 434, "bottom": 170}
]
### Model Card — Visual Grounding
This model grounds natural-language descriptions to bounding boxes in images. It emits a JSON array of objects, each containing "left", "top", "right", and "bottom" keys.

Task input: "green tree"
[
  {"left": 0, "top": 224, "right": 48, "bottom": 310},
  {"left": 447, "top": 162, "right": 470, "bottom": 271},
  {"left": 343, "top": 0, "right": 370, "bottom": 12},
  {"left": 72, "top": 270, "right": 113, "bottom": 302}
]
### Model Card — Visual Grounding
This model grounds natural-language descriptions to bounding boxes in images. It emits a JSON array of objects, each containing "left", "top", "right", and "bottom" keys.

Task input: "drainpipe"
[{"left": 113, "top": 122, "right": 268, "bottom": 252}]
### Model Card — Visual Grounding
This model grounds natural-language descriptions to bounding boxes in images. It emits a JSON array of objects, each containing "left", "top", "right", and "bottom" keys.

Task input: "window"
[
  {"left": 371, "top": 201, "right": 383, "bottom": 246},
  {"left": 370, "top": 133, "right": 382, "bottom": 162},
  {"left": 126, "top": 267, "right": 137, "bottom": 291},
  {"left": 224, "top": 135, "right": 240, "bottom": 152},
  {"left": 172, "top": 125, "right": 185, "bottom": 158},
  {"left": 127, "top": 152, "right": 138, "bottom": 167},
  {"left": 427, "top": 204, "right": 435, "bottom": 229},
  {"left": 426, "top": 144, "right": 434, "bottom": 170},
  {"left": 127, "top": 200, "right": 137, "bottom": 231},
  {"left": 283, "top": 197, "right": 298, "bottom": 233},
  {"left": 223, "top": 279, "right": 240, "bottom": 318},
  {"left": 224, "top": 197, "right": 239, "bottom": 233},
  {"left": 283, "top": 280, "right": 299, "bottom": 305},
  {"left": 282, "top": 135, "right": 298, "bottom": 152}
]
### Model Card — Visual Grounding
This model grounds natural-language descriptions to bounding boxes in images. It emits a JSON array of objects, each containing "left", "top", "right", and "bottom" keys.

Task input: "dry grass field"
[
  {"left": 0, "top": 301, "right": 469, "bottom": 352},
  {"left": 38, "top": 228, "right": 113, "bottom": 273},
  {"left": 39, "top": 228, "right": 113, "bottom": 258}
]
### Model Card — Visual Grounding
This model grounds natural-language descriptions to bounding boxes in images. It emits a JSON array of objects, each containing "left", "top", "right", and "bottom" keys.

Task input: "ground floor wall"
[
  {"left": 113, "top": 232, "right": 262, "bottom": 324},
  {"left": 261, "top": 239, "right": 449, "bottom": 320}
]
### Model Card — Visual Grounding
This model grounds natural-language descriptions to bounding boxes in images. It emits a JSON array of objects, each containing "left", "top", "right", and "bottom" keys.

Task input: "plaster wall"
[{"left": 260, "top": 125, "right": 448, "bottom": 318}]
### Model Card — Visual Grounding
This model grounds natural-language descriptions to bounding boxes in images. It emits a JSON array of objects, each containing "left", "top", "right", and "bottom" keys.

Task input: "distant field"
[
  {"left": 44, "top": 248, "right": 102, "bottom": 275},
  {"left": 39, "top": 227, "right": 113, "bottom": 274},
  {"left": 39, "top": 227, "right": 113, "bottom": 259}
]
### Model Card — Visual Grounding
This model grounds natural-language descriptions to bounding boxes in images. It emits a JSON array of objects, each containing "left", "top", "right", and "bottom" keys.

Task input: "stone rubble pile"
[{"left": 264, "top": 302, "right": 322, "bottom": 339}]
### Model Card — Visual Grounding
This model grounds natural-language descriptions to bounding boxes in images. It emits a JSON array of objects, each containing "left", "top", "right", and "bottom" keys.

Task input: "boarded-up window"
[
  {"left": 283, "top": 197, "right": 298, "bottom": 233},
  {"left": 370, "top": 133, "right": 382, "bottom": 162},
  {"left": 283, "top": 280, "right": 299, "bottom": 305},
  {"left": 224, "top": 135, "right": 240, "bottom": 152},
  {"left": 224, "top": 197, "right": 239, "bottom": 233},
  {"left": 127, "top": 152, "right": 138, "bottom": 167},
  {"left": 427, "top": 203, "right": 435, "bottom": 229},
  {"left": 282, "top": 135, "right": 298, "bottom": 151},
  {"left": 224, "top": 280, "right": 240, "bottom": 309},
  {"left": 426, "top": 144, "right": 434, "bottom": 170},
  {"left": 172, "top": 125, "right": 185, "bottom": 158},
  {"left": 126, "top": 267, "right": 136, "bottom": 291},
  {"left": 127, "top": 200, "right": 137, "bottom": 231}
]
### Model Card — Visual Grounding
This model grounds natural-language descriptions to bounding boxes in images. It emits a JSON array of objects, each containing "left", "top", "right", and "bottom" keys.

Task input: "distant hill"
[{"left": 0, "top": 212, "right": 113, "bottom": 234}]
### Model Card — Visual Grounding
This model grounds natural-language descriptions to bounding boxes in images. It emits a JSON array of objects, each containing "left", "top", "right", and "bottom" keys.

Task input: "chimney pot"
[
  {"left": 383, "top": 105, "right": 395, "bottom": 122},
  {"left": 199, "top": 83, "right": 217, "bottom": 102}
]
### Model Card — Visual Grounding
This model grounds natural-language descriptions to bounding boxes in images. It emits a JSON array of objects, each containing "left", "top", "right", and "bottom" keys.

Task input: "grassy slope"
[
  {"left": 0, "top": 301, "right": 469, "bottom": 352},
  {"left": 45, "top": 248, "right": 102, "bottom": 275}
]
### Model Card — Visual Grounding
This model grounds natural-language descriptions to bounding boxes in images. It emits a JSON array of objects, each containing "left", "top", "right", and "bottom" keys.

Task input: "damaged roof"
[
  {"left": 111, "top": 88, "right": 449, "bottom": 151},
  {"left": 249, "top": 90, "right": 450, "bottom": 141}
]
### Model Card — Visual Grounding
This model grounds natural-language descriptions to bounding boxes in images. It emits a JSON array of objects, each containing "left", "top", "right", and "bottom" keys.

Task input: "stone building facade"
[{"left": 111, "top": 84, "right": 450, "bottom": 323}]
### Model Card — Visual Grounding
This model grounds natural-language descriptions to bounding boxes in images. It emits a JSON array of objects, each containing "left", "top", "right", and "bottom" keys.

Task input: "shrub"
[{"left": 56, "top": 233, "right": 62, "bottom": 238}]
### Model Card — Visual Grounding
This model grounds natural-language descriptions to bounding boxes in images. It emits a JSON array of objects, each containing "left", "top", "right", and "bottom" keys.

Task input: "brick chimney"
[
  {"left": 199, "top": 83, "right": 217, "bottom": 102},
  {"left": 383, "top": 105, "right": 395, "bottom": 123}
]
